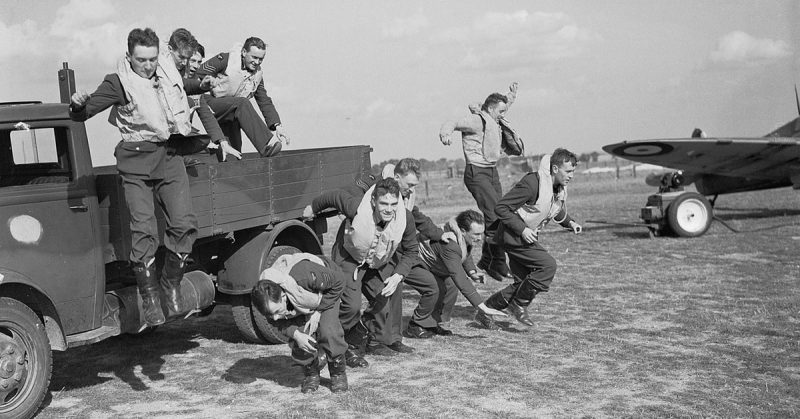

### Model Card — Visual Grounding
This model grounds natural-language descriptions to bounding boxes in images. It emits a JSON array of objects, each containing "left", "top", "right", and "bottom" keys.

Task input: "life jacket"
[
  {"left": 108, "top": 56, "right": 193, "bottom": 142},
  {"left": 515, "top": 154, "right": 568, "bottom": 241},
  {"left": 342, "top": 184, "right": 407, "bottom": 269},
  {"left": 211, "top": 44, "right": 263, "bottom": 99},
  {"left": 257, "top": 253, "right": 325, "bottom": 315},
  {"left": 418, "top": 217, "right": 468, "bottom": 269}
]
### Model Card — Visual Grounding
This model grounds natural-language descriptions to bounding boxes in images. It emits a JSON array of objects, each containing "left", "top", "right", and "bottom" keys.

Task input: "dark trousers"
[
  {"left": 388, "top": 265, "right": 439, "bottom": 342},
  {"left": 492, "top": 242, "right": 557, "bottom": 308},
  {"left": 463, "top": 164, "right": 508, "bottom": 271},
  {"left": 338, "top": 263, "right": 393, "bottom": 346},
  {"left": 287, "top": 301, "right": 347, "bottom": 365},
  {"left": 205, "top": 96, "right": 274, "bottom": 156},
  {"left": 120, "top": 150, "right": 197, "bottom": 264},
  {"left": 432, "top": 275, "right": 460, "bottom": 325}
]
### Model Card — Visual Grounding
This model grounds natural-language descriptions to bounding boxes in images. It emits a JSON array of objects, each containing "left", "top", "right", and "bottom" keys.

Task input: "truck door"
[{"left": 0, "top": 122, "right": 103, "bottom": 335}]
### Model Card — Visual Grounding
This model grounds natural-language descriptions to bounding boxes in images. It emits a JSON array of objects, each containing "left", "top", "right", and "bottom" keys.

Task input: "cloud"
[
  {"left": 709, "top": 31, "right": 791, "bottom": 65},
  {"left": 364, "top": 98, "right": 398, "bottom": 119},
  {"left": 50, "top": 0, "right": 124, "bottom": 66},
  {"left": 433, "top": 10, "right": 599, "bottom": 70},
  {"left": 383, "top": 13, "right": 429, "bottom": 39},
  {"left": 0, "top": 19, "right": 46, "bottom": 60}
]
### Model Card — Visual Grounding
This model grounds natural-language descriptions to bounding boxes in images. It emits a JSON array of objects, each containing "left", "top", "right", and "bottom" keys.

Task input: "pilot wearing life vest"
[{"left": 482, "top": 149, "right": 583, "bottom": 328}]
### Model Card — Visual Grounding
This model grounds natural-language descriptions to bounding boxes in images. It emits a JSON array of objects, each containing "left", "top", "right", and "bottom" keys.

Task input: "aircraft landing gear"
[{"left": 641, "top": 191, "right": 713, "bottom": 237}]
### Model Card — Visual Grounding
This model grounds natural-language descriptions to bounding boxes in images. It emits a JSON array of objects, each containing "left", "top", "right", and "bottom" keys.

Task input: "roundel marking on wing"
[{"left": 611, "top": 142, "right": 674, "bottom": 157}]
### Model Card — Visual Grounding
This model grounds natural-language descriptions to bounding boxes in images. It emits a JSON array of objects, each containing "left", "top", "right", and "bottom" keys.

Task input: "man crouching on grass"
[
  {"left": 252, "top": 253, "right": 348, "bottom": 393},
  {"left": 482, "top": 149, "right": 583, "bottom": 327}
]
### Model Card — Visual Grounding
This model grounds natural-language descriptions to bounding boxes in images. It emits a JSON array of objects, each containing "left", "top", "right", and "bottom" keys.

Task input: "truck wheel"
[
  {"left": 0, "top": 297, "right": 52, "bottom": 419},
  {"left": 230, "top": 245, "right": 299, "bottom": 344},
  {"left": 666, "top": 192, "right": 713, "bottom": 237}
]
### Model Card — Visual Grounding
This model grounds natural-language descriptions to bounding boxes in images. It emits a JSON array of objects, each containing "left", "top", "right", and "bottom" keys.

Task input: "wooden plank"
[
  {"left": 271, "top": 195, "right": 318, "bottom": 214},
  {"left": 271, "top": 182, "right": 323, "bottom": 199},
  {"left": 212, "top": 187, "right": 271, "bottom": 209},
  {"left": 213, "top": 202, "right": 273, "bottom": 225},
  {"left": 210, "top": 158, "right": 271, "bottom": 179},
  {"left": 211, "top": 173, "right": 270, "bottom": 193},
  {"left": 271, "top": 165, "right": 322, "bottom": 184}
]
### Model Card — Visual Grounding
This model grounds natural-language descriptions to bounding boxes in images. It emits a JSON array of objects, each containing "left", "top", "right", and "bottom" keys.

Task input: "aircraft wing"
[{"left": 602, "top": 138, "right": 800, "bottom": 180}]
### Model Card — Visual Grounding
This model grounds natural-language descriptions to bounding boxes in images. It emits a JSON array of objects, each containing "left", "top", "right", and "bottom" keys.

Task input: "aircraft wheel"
[{"left": 666, "top": 192, "right": 713, "bottom": 237}]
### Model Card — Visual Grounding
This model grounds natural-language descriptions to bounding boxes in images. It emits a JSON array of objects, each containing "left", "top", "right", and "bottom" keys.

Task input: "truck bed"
[{"left": 95, "top": 145, "right": 371, "bottom": 263}]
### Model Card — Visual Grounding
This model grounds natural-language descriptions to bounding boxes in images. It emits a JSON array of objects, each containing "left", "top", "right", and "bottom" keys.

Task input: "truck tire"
[
  {"left": 0, "top": 297, "right": 52, "bottom": 419},
  {"left": 666, "top": 192, "right": 713, "bottom": 237},
  {"left": 230, "top": 245, "right": 299, "bottom": 344}
]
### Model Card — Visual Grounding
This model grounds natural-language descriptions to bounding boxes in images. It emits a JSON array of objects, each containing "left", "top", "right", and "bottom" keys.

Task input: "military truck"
[{"left": 0, "top": 64, "right": 370, "bottom": 418}]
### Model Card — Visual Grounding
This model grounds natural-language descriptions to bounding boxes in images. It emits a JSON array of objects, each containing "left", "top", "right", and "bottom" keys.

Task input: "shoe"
[
  {"left": 344, "top": 348, "right": 369, "bottom": 368},
  {"left": 387, "top": 341, "right": 415, "bottom": 354},
  {"left": 467, "top": 270, "right": 485, "bottom": 284},
  {"left": 133, "top": 261, "right": 166, "bottom": 327},
  {"left": 263, "top": 136, "right": 283, "bottom": 157},
  {"left": 506, "top": 301, "right": 534, "bottom": 326},
  {"left": 403, "top": 322, "right": 434, "bottom": 339},
  {"left": 475, "top": 310, "right": 500, "bottom": 331},
  {"left": 365, "top": 342, "right": 397, "bottom": 357},
  {"left": 428, "top": 325, "right": 453, "bottom": 336},
  {"left": 301, "top": 362, "right": 321, "bottom": 393},
  {"left": 328, "top": 355, "right": 348, "bottom": 393}
]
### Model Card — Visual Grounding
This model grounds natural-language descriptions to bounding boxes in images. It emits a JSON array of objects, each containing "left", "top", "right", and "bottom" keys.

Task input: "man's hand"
[
  {"left": 302, "top": 204, "right": 315, "bottom": 220},
  {"left": 70, "top": 91, "right": 91, "bottom": 108},
  {"left": 521, "top": 227, "right": 537, "bottom": 244},
  {"left": 478, "top": 302, "right": 508, "bottom": 317},
  {"left": 292, "top": 330, "right": 318, "bottom": 354},
  {"left": 218, "top": 140, "right": 242, "bottom": 161},
  {"left": 440, "top": 231, "right": 457, "bottom": 243},
  {"left": 506, "top": 82, "right": 519, "bottom": 105},
  {"left": 199, "top": 75, "right": 218, "bottom": 91},
  {"left": 439, "top": 132, "right": 452, "bottom": 146},
  {"left": 274, "top": 125, "right": 291, "bottom": 145},
  {"left": 303, "top": 311, "right": 321, "bottom": 336},
  {"left": 569, "top": 221, "right": 583, "bottom": 234},
  {"left": 381, "top": 273, "right": 403, "bottom": 297}
]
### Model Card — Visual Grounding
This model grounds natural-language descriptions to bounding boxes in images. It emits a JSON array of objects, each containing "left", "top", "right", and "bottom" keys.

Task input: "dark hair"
[
  {"left": 168, "top": 28, "right": 197, "bottom": 54},
  {"left": 243, "top": 36, "right": 267, "bottom": 52},
  {"left": 372, "top": 177, "right": 401, "bottom": 200},
  {"left": 127, "top": 28, "right": 159, "bottom": 55},
  {"left": 455, "top": 209, "right": 484, "bottom": 232},
  {"left": 196, "top": 43, "right": 205, "bottom": 58},
  {"left": 251, "top": 279, "right": 282, "bottom": 316},
  {"left": 481, "top": 93, "right": 509, "bottom": 112},
  {"left": 551, "top": 148, "right": 578, "bottom": 167},
  {"left": 394, "top": 158, "right": 421, "bottom": 178}
]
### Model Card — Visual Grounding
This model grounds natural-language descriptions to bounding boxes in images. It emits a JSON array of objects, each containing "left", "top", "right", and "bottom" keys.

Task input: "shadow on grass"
[
  {"left": 50, "top": 327, "right": 200, "bottom": 393},
  {"left": 222, "top": 355, "right": 303, "bottom": 388},
  {"left": 714, "top": 207, "right": 800, "bottom": 220}
]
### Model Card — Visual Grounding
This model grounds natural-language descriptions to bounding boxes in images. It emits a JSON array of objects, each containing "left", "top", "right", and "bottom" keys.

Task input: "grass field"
[{"left": 38, "top": 172, "right": 800, "bottom": 418}]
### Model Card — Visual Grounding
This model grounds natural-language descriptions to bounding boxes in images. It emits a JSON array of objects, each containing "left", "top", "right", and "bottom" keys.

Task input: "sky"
[{"left": 1, "top": 0, "right": 798, "bottom": 166}]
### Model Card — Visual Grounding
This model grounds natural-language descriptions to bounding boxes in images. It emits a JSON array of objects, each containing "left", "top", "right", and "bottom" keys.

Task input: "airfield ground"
[{"left": 38, "top": 172, "right": 799, "bottom": 418}]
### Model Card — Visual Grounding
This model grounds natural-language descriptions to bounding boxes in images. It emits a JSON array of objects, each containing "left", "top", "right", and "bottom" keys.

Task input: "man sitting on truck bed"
[
  {"left": 68, "top": 27, "right": 226, "bottom": 327},
  {"left": 195, "top": 36, "right": 289, "bottom": 157}
]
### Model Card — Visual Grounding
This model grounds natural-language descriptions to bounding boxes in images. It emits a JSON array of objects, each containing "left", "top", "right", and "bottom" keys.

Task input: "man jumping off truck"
[{"left": 69, "top": 28, "right": 223, "bottom": 328}]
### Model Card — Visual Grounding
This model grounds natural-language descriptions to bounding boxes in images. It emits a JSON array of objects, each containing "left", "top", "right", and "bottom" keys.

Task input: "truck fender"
[
  {"left": 217, "top": 220, "right": 322, "bottom": 294},
  {"left": 0, "top": 270, "right": 66, "bottom": 351}
]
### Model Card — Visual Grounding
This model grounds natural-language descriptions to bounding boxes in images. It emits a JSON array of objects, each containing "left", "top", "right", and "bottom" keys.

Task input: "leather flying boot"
[
  {"left": 328, "top": 354, "right": 349, "bottom": 393},
  {"left": 160, "top": 251, "right": 188, "bottom": 316},
  {"left": 345, "top": 347, "right": 369, "bottom": 368},
  {"left": 475, "top": 310, "right": 499, "bottom": 330},
  {"left": 133, "top": 259, "right": 166, "bottom": 327},
  {"left": 506, "top": 301, "right": 534, "bottom": 326},
  {"left": 344, "top": 322, "right": 370, "bottom": 368},
  {"left": 483, "top": 292, "right": 509, "bottom": 311},
  {"left": 301, "top": 356, "right": 321, "bottom": 393}
]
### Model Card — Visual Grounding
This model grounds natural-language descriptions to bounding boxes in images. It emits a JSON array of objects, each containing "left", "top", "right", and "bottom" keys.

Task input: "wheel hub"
[{"left": 0, "top": 338, "right": 27, "bottom": 403}]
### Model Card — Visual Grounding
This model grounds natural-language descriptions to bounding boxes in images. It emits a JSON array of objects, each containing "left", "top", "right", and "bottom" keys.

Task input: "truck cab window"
[{"left": 0, "top": 126, "right": 72, "bottom": 187}]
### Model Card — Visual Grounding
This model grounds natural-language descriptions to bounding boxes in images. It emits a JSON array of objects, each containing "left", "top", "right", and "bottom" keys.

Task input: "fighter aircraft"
[{"left": 602, "top": 93, "right": 800, "bottom": 238}]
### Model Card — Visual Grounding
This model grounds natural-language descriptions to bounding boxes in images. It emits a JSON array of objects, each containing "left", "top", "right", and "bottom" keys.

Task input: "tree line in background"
[{"left": 372, "top": 151, "right": 603, "bottom": 175}]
